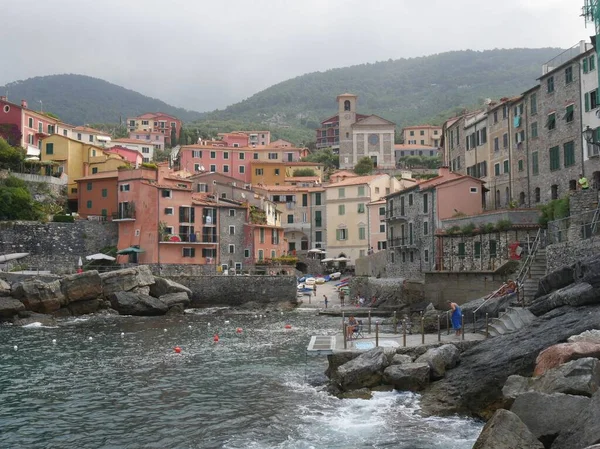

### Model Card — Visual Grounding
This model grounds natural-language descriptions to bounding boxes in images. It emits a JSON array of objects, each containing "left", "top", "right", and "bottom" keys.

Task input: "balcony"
[
  {"left": 113, "top": 203, "right": 136, "bottom": 221},
  {"left": 160, "top": 233, "right": 217, "bottom": 244},
  {"left": 389, "top": 237, "right": 417, "bottom": 249},
  {"left": 386, "top": 209, "right": 408, "bottom": 221}
]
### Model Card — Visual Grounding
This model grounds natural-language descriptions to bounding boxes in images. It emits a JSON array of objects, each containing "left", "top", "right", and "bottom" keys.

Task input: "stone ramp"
[{"left": 487, "top": 307, "right": 536, "bottom": 337}]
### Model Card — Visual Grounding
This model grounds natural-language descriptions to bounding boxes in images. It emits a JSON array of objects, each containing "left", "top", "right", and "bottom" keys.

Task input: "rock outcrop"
[
  {"left": 61, "top": 271, "right": 103, "bottom": 302},
  {"left": 0, "top": 296, "right": 25, "bottom": 318},
  {"left": 333, "top": 347, "right": 389, "bottom": 391},
  {"left": 382, "top": 363, "right": 430, "bottom": 391},
  {"left": 149, "top": 277, "right": 192, "bottom": 298},
  {"left": 415, "top": 344, "right": 460, "bottom": 380},
  {"left": 534, "top": 341, "right": 600, "bottom": 376},
  {"left": 158, "top": 292, "right": 191, "bottom": 308},
  {"left": 108, "top": 292, "right": 169, "bottom": 316},
  {"left": 472, "top": 409, "right": 544, "bottom": 449},
  {"left": 12, "top": 280, "right": 64, "bottom": 313},
  {"left": 0, "top": 278, "right": 11, "bottom": 297},
  {"left": 550, "top": 390, "right": 600, "bottom": 449}
]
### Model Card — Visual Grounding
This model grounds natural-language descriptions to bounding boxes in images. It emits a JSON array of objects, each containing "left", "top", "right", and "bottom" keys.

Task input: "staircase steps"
[{"left": 477, "top": 307, "right": 536, "bottom": 338}]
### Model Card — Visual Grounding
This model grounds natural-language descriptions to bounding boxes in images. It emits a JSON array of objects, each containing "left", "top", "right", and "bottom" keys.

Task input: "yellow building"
[
  {"left": 250, "top": 161, "right": 325, "bottom": 186},
  {"left": 402, "top": 125, "right": 442, "bottom": 147},
  {"left": 325, "top": 174, "right": 414, "bottom": 263},
  {"left": 40, "top": 134, "right": 125, "bottom": 208}
]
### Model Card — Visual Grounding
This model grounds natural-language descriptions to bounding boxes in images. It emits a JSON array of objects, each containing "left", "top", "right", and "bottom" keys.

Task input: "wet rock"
[
  {"left": 418, "top": 305, "right": 600, "bottom": 419},
  {"left": 536, "top": 265, "right": 574, "bottom": 298},
  {"left": 61, "top": 271, "right": 102, "bottom": 303},
  {"left": 132, "top": 286, "right": 151, "bottom": 296},
  {"left": 13, "top": 311, "right": 56, "bottom": 327},
  {"left": 159, "top": 292, "right": 191, "bottom": 308},
  {"left": 335, "top": 347, "right": 389, "bottom": 391},
  {"left": 166, "top": 304, "right": 185, "bottom": 315},
  {"left": 149, "top": 276, "right": 192, "bottom": 298},
  {"left": 0, "top": 278, "right": 11, "bottom": 297},
  {"left": 326, "top": 351, "right": 359, "bottom": 378},
  {"left": 510, "top": 392, "right": 590, "bottom": 448},
  {"left": 339, "top": 388, "right": 372, "bottom": 399},
  {"left": 530, "top": 282, "right": 599, "bottom": 316},
  {"left": 568, "top": 329, "right": 600, "bottom": 344},
  {"left": 574, "top": 254, "right": 600, "bottom": 287},
  {"left": 551, "top": 390, "right": 600, "bottom": 449},
  {"left": 534, "top": 341, "right": 600, "bottom": 376},
  {"left": 108, "top": 292, "right": 168, "bottom": 316},
  {"left": 415, "top": 344, "right": 460, "bottom": 380},
  {"left": 391, "top": 354, "right": 413, "bottom": 365},
  {"left": 502, "top": 375, "right": 532, "bottom": 405},
  {"left": 0, "top": 297, "right": 25, "bottom": 318},
  {"left": 12, "top": 280, "right": 64, "bottom": 313},
  {"left": 52, "top": 307, "right": 72, "bottom": 318},
  {"left": 96, "top": 308, "right": 119, "bottom": 316},
  {"left": 472, "top": 409, "right": 544, "bottom": 449},
  {"left": 68, "top": 299, "right": 101, "bottom": 315},
  {"left": 383, "top": 363, "right": 430, "bottom": 392}
]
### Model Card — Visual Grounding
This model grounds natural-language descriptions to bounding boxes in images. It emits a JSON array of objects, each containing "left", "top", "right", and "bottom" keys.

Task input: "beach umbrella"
[
  {"left": 78, "top": 256, "right": 83, "bottom": 267},
  {"left": 85, "top": 253, "right": 116, "bottom": 261}
]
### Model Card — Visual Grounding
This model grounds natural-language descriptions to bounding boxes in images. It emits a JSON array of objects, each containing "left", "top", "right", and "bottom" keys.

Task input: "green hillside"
[
  {"left": 0, "top": 74, "right": 204, "bottom": 125},
  {"left": 195, "top": 48, "right": 563, "bottom": 143}
]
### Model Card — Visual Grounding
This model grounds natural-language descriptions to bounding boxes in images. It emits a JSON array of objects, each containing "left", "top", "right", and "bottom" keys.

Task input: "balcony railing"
[
  {"left": 160, "top": 234, "right": 217, "bottom": 243},
  {"left": 112, "top": 211, "right": 136, "bottom": 220},
  {"left": 389, "top": 237, "right": 417, "bottom": 248},
  {"left": 386, "top": 209, "right": 408, "bottom": 221}
]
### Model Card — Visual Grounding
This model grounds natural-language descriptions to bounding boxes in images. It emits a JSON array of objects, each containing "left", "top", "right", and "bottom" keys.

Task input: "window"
[
  {"left": 591, "top": 55, "right": 597, "bottom": 71},
  {"left": 564, "top": 141, "right": 575, "bottom": 167},
  {"left": 223, "top": 152, "right": 229, "bottom": 160},
  {"left": 226, "top": 225, "right": 234, "bottom": 236},
  {"left": 197, "top": 183, "right": 208, "bottom": 193},
  {"left": 88, "top": 135, "right": 94, "bottom": 143},
  {"left": 546, "top": 113, "right": 556, "bottom": 130},
  {"left": 192, "top": 150, "right": 202, "bottom": 158},
  {"left": 300, "top": 193, "right": 307, "bottom": 207},
  {"left": 408, "top": 194, "right": 413, "bottom": 206},
  {"left": 253, "top": 153, "right": 259, "bottom": 160},
  {"left": 274, "top": 168, "right": 279, "bottom": 176},
  {"left": 259, "top": 228, "right": 265, "bottom": 244},
  {"left": 164, "top": 207, "right": 174, "bottom": 215},
  {"left": 86, "top": 182, "right": 92, "bottom": 191},
  {"left": 162, "top": 189, "right": 172, "bottom": 198},
  {"left": 287, "top": 214, "right": 294, "bottom": 224},
  {"left": 551, "top": 184, "right": 559, "bottom": 200},
  {"left": 255, "top": 168, "right": 263, "bottom": 175},
  {"left": 315, "top": 230, "right": 322, "bottom": 242},
  {"left": 142, "top": 147, "right": 150, "bottom": 154},
  {"left": 380, "top": 223, "right": 385, "bottom": 232},
  {"left": 44, "top": 142, "right": 54, "bottom": 155},
  {"left": 358, "top": 227, "right": 366, "bottom": 240},
  {"left": 474, "top": 242, "right": 481, "bottom": 259},
  {"left": 210, "top": 151, "right": 216, "bottom": 159},
  {"left": 494, "top": 163, "right": 500, "bottom": 176},
  {"left": 530, "top": 93, "right": 538, "bottom": 115},
  {"left": 315, "top": 192, "right": 322, "bottom": 206},
  {"left": 182, "top": 248, "right": 195, "bottom": 258},
  {"left": 424, "top": 249, "right": 429, "bottom": 262},
  {"left": 102, "top": 188, "right": 108, "bottom": 198},
  {"left": 210, "top": 164, "right": 216, "bottom": 172},
  {"left": 268, "top": 153, "right": 278, "bottom": 160},
  {"left": 585, "top": 89, "right": 599, "bottom": 111},
  {"left": 86, "top": 200, "right": 92, "bottom": 209},
  {"left": 223, "top": 165, "right": 229, "bottom": 173},
  {"left": 338, "top": 205, "right": 345, "bottom": 215},
  {"left": 489, "top": 240, "right": 497, "bottom": 257},
  {"left": 564, "top": 104, "right": 574, "bottom": 123},
  {"left": 503, "top": 160, "right": 509, "bottom": 174},
  {"left": 458, "top": 242, "right": 465, "bottom": 257},
  {"left": 420, "top": 140, "right": 425, "bottom": 145},
  {"left": 402, "top": 252, "right": 406, "bottom": 263},
  {"left": 531, "top": 122, "right": 538, "bottom": 138},
  {"left": 409, "top": 251, "right": 414, "bottom": 262},
  {"left": 229, "top": 209, "right": 235, "bottom": 217},
  {"left": 410, "top": 131, "right": 414, "bottom": 136},
  {"left": 315, "top": 210, "right": 322, "bottom": 227},
  {"left": 357, "top": 203, "right": 365, "bottom": 213},
  {"left": 239, "top": 166, "right": 245, "bottom": 174},
  {"left": 271, "top": 229, "right": 280, "bottom": 245},
  {"left": 338, "top": 188, "right": 345, "bottom": 198},
  {"left": 28, "top": 117, "right": 33, "bottom": 128},
  {"left": 503, "top": 133, "right": 508, "bottom": 148},
  {"left": 423, "top": 194, "right": 428, "bottom": 213},
  {"left": 119, "top": 184, "right": 130, "bottom": 192},
  {"left": 336, "top": 229, "right": 348, "bottom": 240},
  {"left": 244, "top": 249, "right": 250, "bottom": 258},
  {"left": 493, "top": 137, "right": 499, "bottom": 151},
  {"left": 532, "top": 152, "right": 539, "bottom": 175},
  {"left": 239, "top": 152, "right": 245, "bottom": 160},
  {"left": 549, "top": 146, "right": 560, "bottom": 171},
  {"left": 423, "top": 221, "right": 429, "bottom": 235},
  {"left": 358, "top": 186, "right": 365, "bottom": 196},
  {"left": 409, "top": 223, "right": 414, "bottom": 244},
  {"left": 77, "top": 133, "right": 82, "bottom": 140},
  {"left": 420, "top": 130, "right": 425, "bottom": 136},
  {"left": 547, "top": 76, "right": 554, "bottom": 93},
  {"left": 565, "top": 66, "right": 573, "bottom": 84},
  {"left": 518, "top": 160, "right": 524, "bottom": 172},
  {"left": 535, "top": 187, "right": 541, "bottom": 203}
]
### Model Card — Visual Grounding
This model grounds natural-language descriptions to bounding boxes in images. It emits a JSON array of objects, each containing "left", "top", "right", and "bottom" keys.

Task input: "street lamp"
[{"left": 583, "top": 125, "right": 595, "bottom": 144}]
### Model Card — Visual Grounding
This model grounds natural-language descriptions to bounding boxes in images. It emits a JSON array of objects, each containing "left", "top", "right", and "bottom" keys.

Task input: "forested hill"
[
  {"left": 202, "top": 48, "right": 563, "bottom": 131},
  {"left": 0, "top": 74, "right": 204, "bottom": 125}
]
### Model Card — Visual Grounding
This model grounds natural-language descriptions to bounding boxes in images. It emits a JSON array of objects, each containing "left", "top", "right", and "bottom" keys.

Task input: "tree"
[
  {"left": 153, "top": 148, "right": 171, "bottom": 163},
  {"left": 170, "top": 127, "right": 177, "bottom": 148},
  {"left": 301, "top": 148, "right": 339, "bottom": 170},
  {"left": 0, "top": 177, "right": 41, "bottom": 221},
  {"left": 292, "top": 168, "right": 316, "bottom": 177},
  {"left": 0, "top": 138, "right": 25, "bottom": 171},
  {"left": 0, "top": 125, "right": 22, "bottom": 148},
  {"left": 354, "top": 156, "right": 374, "bottom": 175}
]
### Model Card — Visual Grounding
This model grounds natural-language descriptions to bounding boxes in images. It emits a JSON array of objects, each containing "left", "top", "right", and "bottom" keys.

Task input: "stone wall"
[
  {"left": 546, "top": 236, "right": 600, "bottom": 272},
  {"left": 0, "top": 221, "right": 118, "bottom": 274},
  {"left": 349, "top": 276, "right": 424, "bottom": 310},
  {"left": 355, "top": 250, "right": 388, "bottom": 277},
  {"left": 0, "top": 169, "right": 67, "bottom": 197},
  {"left": 441, "top": 209, "right": 541, "bottom": 229},
  {"left": 423, "top": 272, "right": 507, "bottom": 309},
  {"left": 162, "top": 274, "right": 297, "bottom": 306}
]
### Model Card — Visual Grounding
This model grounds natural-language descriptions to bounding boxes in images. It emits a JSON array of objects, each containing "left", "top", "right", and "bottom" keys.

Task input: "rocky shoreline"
[
  {"left": 324, "top": 253, "right": 600, "bottom": 448},
  {"left": 0, "top": 266, "right": 193, "bottom": 325}
]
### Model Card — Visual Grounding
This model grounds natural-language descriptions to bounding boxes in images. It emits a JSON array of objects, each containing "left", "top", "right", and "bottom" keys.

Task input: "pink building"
[
  {"left": 217, "top": 132, "right": 249, "bottom": 147},
  {"left": 105, "top": 146, "right": 143, "bottom": 165},
  {"left": 0, "top": 97, "right": 65, "bottom": 159},
  {"left": 126, "top": 112, "right": 182, "bottom": 147},
  {"left": 129, "top": 130, "right": 166, "bottom": 150}
]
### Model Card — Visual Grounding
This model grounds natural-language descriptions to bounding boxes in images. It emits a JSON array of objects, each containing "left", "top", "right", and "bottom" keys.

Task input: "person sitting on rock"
[{"left": 347, "top": 315, "right": 358, "bottom": 338}]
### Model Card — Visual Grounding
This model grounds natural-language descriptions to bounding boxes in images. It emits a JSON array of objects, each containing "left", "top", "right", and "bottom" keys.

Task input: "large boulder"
[
  {"left": 536, "top": 265, "right": 574, "bottom": 298},
  {"left": 510, "top": 392, "right": 590, "bottom": 447},
  {"left": 61, "top": 271, "right": 102, "bottom": 303},
  {"left": 569, "top": 329, "right": 600, "bottom": 344},
  {"left": 158, "top": 292, "right": 191, "bottom": 308},
  {"left": 135, "top": 265, "right": 155, "bottom": 287},
  {"left": 391, "top": 354, "right": 413, "bottom": 365},
  {"left": 383, "top": 363, "right": 430, "bottom": 392},
  {"left": 0, "top": 297, "right": 25, "bottom": 318},
  {"left": 67, "top": 299, "right": 101, "bottom": 316},
  {"left": 530, "top": 282, "right": 599, "bottom": 316},
  {"left": 421, "top": 303, "right": 441, "bottom": 332},
  {"left": 149, "top": 277, "right": 192, "bottom": 298},
  {"left": 418, "top": 305, "right": 600, "bottom": 419},
  {"left": 335, "top": 347, "right": 389, "bottom": 391},
  {"left": 472, "top": 409, "right": 544, "bottom": 449},
  {"left": 534, "top": 341, "right": 600, "bottom": 376},
  {"left": 12, "top": 280, "right": 64, "bottom": 313},
  {"left": 100, "top": 266, "right": 155, "bottom": 297},
  {"left": 12, "top": 311, "right": 56, "bottom": 327},
  {"left": 503, "top": 358, "right": 600, "bottom": 404},
  {"left": 574, "top": 254, "right": 600, "bottom": 287},
  {"left": 108, "top": 292, "right": 168, "bottom": 316},
  {"left": 551, "top": 390, "right": 600, "bottom": 449},
  {"left": 0, "top": 278, "right": 11, "bottom": 297},
  {"left": 415, "top": 344, "right": 460, "bottom": 380}
]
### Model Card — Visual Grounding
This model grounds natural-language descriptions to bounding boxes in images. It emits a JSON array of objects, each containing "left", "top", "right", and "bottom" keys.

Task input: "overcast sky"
[{"left": 0, "top": 0, "right": 589, "bottom": 112}]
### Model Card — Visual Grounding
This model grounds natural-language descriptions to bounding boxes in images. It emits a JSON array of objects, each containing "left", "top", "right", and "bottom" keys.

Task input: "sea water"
[{"left": 0, "top": 311, "right": 482, "bottom": 448}]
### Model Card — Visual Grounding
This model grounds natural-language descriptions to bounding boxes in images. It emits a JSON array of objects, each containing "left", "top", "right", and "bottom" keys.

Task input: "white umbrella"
[
  {"left": 321, "top": 258, "right": 334, "bottom": 263},
  {"left": 308, "top": 248, "right": 325, "bottom": 253},
  {"left": 78, "top": 256, "right": 83, "bottom": 266},
  {"left": 86, "top": 253, "right": 116, "bottom": 261},
  {"left": 334, "top": 257, "right": 351, "bottom": 262}
]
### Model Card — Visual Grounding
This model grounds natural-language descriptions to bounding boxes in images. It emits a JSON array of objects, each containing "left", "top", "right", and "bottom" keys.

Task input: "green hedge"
[{"left": 53, "top": 214, "right": 75, "bottom": 223}]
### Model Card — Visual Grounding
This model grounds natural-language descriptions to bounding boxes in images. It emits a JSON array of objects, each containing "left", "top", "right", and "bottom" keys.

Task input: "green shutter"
[
  {"left": 591, "top": 55, "right": 596, "bottom": 71},
  {"left": 585, "top": 93, "right": 590, "bottom": 112},
  {"left": 584, "top": 58, "right": 589, "bottom": 73}
]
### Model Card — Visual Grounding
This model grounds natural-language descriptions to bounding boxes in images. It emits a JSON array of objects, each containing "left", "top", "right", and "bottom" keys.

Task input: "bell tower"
[{"left": 337, "top": 93, "right": 357, "bottom": 169}]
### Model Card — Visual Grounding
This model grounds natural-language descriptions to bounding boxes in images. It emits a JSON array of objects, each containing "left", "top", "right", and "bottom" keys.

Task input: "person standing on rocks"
[
  {"left": 448, "top": 301, "right": 462, "bottom": 336},
  {"left": 339, "top": 290, "right": 345, "bottom": 307},
  {"left": 323, "top": 295, "right": 328, "bottom": 309}
]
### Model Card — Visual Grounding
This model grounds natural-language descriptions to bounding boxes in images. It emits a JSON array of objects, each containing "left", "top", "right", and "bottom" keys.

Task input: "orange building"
[{"left": 75, "top": 171, "right": 119, "bottom": 220}]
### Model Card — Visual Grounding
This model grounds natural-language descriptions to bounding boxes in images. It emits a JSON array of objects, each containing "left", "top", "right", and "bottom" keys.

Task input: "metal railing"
[
  {"left": 514, "top": 227, "right": 544, "bottom": 301},
  {"left": 547, "top": 207, "right": 600, "bottom": 244}
]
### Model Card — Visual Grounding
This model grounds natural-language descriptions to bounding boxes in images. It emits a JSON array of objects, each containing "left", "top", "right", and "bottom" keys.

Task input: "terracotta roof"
[
  {"left": 164, "top": 175, "right": 192, "bottom": 183},
  {"left": 255, "top": 185, "right": 324, "bottom": 192},
  {"left": 250, "top": 161, "right": 323, "bottom": 166},
  {"left": 326, "top": 174, "right": 386, "bottom": 187},
  {"left": 73, "top": 126, "right": 109, "bottom": 135},
  {"left": 284, "top": 176, "right": 321, "bottom": 182},
  {"left": 330, "top": 170, "right": 359, "bottom": 178},
  {"left": 150, "top": 183, "right": 190, "bottom": 191},
  {"left": 106, "top": 146, "right": 142, "bottom": 154},
  {"left": 112, "top": 138, "right": 152, "bottom": 145},
  {"left": 74, "top": 171, "right": 119, "bottom": 182}
]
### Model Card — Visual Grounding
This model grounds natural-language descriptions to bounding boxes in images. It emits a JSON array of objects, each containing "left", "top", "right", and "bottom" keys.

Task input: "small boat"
[{"left": 0, "top": 253, "right": 29, "bottom": 263}]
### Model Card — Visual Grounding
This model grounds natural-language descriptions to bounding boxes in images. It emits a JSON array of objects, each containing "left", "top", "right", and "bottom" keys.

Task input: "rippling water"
[{"left": 0, "top": 310, "right": 482, "bottom": 448}]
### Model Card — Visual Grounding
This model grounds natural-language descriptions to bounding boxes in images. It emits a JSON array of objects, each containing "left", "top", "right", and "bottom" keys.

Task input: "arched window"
[
  {"left": 551, "top": 184, "right": 559, "bottom": 200},
  {"left": 495, "top": 190, "right": 500, "bottom": 208},
  {"left": 534, "top": 187, "right": 541, "bottom": 203},
  {"left": 569, "top": 179, "right": 577, "bottom": 190},
  {"left": 344, "top": 100, "right": 351, "bottom": 111},
  {"left": 519, "top": 192, "right": 525, "bottom": 205}
]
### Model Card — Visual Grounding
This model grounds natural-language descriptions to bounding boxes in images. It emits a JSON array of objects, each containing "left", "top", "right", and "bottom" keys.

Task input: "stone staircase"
[
  {"left": 486, "top": 307, "right": 537, "bottom": 337},
  {"left": 520, "top": 247, "right": 547, "bottom": 304}
]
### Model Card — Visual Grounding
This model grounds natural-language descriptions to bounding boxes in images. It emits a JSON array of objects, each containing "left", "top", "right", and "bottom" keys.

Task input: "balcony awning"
[
  {"left": 116, "top": 247, "right": 145, "bottom": 255},
  {"left": 26, "top": 145, "right": 41, "bottom": 157},
  {"left": 96, "top": 136, "right": 111, "bottom": 142}
]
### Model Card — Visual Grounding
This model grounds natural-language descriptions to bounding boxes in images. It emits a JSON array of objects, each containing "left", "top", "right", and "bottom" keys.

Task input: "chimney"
[
  {"left": 438, "top": 166, "right": 450, "bottom": 177},
  {"left": 0, "top": 96, "right": 6, "bottom": 102},
  {"left": 21, "top": 100, "right": 28, "bottom": 108}
]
